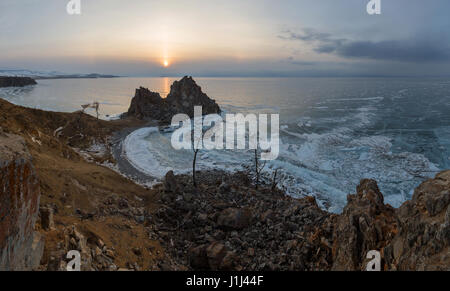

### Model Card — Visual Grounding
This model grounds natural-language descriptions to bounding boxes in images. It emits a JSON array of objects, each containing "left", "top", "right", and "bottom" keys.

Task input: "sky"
[{"left": 1, "top": 0, "right": 450, "bottom": 77}]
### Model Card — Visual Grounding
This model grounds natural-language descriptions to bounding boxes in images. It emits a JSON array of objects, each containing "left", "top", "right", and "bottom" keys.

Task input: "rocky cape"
[
  {"left": 125, "top": 76, "right": 221, "bottom": 123},
  {"left": 0, "top": 76, "right": 37, "bottom": 88},
  {"left": 0, "top": 77, "right": 448, "bottom": 270}
]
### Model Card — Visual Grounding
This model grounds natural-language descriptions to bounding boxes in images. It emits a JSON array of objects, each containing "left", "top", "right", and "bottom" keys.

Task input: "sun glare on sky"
[{"left": 2, "top": 1, "right": 449, "bottom": 77}]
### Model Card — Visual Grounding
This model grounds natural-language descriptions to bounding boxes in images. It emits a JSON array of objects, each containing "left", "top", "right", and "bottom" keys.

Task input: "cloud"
[
  {"left": 279, "top": 28, "right": 334, "bottom": 42},
  {"left": 285, "top": 56, "right": 317, "bottom": 66},
  {"left": 280, "top": 28, "right": 450, "bottom": 63}
]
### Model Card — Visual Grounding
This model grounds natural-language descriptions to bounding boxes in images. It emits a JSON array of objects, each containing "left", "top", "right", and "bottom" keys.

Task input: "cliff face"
[
  {"left": 0, "top": 76, "right": 37, "bottom": 88},
  {"left": 0, "top": 129, "right": 43, "bottom": 270},
  {"left": 126, "top": 76, "right": 221, "bottom": 122}
]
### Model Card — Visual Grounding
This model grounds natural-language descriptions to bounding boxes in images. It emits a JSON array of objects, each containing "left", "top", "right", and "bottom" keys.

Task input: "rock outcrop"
[
  {"left": 126, "top": 88, "right": 170, "bottom": 121},
  {"left": 331, "top": 179, "right": 398, "bottom": 270},
  {"left": 126, "top": 76, "right": 220, "bottom": 122},
  {"left": 385, "top": 171, "right": 450, "bottom": 270},
  {"left": 0, "top": 76, "right": 37, "bottom": 88},
  {"left": 328, "top": 174, "right": 449, "bottom": 271},
  {"left": 0, "top": 129, "right": 43, "bottom": 270},
  {"left": 165, "top": 76, "right": 221, "bottom": 118}
]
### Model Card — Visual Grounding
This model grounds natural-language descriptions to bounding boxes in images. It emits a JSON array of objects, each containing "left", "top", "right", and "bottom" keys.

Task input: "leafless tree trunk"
[
  {"left": 254, "top": 149, "right": 266, "bottom": 190},
  {"left": 193, "top": 148, "right": 199, "bottom": 187},
  {"left": 192, "top": 125, "right": 204, "bottom": 188},
  {"left": 77, "top": 110, "right": 84, "bottom": 130},
  {"left": 94, "top": 102, "right": 99, "bottom": 119},
  {"left": 271, "top": 169, "right": 279, "bottom": 191},
  {"left": 254, "top": 150, "right": 259, "bottom": 189}
]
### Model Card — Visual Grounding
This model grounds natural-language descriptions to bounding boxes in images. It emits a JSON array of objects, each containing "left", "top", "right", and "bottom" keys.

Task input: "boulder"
[
  {"left": 188, "top": 244, "right": 209, "bottom": 269},
  {"left": 40, "top": 207, "right": 55, "bottom": 231},
  {"left": 164, "top": 170, "right": 179, "bottom": 193},
  {"left": 219, "top": 182, "right": 231, "bottom": 194},
  {"left": 206, "top": 242, "right": 228, "bottom": 270},
  {"left": 189, "top": 242, "right": 238, "bottom": 271},
  {"left": 217, "top": 208, "right": 252, "bottom": 230}
]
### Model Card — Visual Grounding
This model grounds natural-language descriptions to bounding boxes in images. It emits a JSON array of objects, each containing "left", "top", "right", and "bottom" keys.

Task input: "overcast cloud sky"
[{"left": 1, "top": 0, "right": 449, "bottom": 77}]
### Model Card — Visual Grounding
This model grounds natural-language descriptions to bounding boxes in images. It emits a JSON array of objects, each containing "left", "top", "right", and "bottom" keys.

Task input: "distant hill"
[{"left": 0, "top": 69, "right": 120, "bottom": 79}]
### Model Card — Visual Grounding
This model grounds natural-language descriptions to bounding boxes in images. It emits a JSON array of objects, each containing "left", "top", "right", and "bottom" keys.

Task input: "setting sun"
[{"left": 163, "top": 60, "right": 169, "bottom": 67}]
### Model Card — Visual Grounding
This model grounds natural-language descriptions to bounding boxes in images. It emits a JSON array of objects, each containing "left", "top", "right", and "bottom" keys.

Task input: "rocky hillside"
[
  {"left": 0, "top": 76, "right": 37, "bottom": 87},
  {"left": 126, "top": 76, "right": 220, "bottom": 122},
  {"left": 150, "top": 170, "right": 449, "bottom": 271},
  {"left": 0, "top": 98, "right": 177, "bottom": 271}
]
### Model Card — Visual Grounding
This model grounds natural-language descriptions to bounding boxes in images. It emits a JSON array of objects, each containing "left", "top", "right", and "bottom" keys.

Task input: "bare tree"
[
  {"left": 191, "top": 127, "right": 205, "bottom": 188},
  {"left": 81, "top": 102, "right": 100, "bottom": 119},
  {"left": 271, "top": 168, "right": 281, "bottom": 191},
  {"left": 192, "top": 147, "right": 200, "bottom": 187},
  {"left": 254, "top": 149, "right": 267, "bottom": 190},
  {"left": 94, "top": 101, "right": 99, "bottom": 119}
]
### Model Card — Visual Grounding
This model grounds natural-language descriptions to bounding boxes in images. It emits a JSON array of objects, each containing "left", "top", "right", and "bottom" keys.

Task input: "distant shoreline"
[
  {"left": 0, "top": 70, "right": 122, "bottom": 80},
  {"left": 34, "top": 74, "right": 121, "bottom": 80}
]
